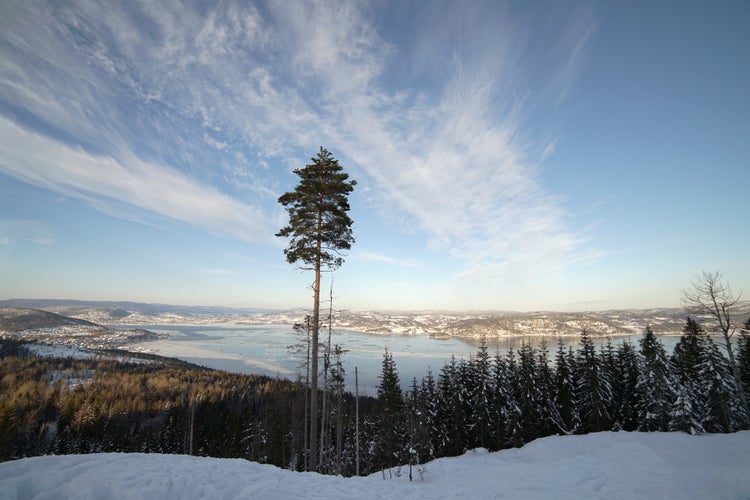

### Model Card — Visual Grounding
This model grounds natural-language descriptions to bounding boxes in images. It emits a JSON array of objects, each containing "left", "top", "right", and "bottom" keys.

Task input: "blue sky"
[{"left": 1, "top": 1, "right": 748, "bottom": 312}]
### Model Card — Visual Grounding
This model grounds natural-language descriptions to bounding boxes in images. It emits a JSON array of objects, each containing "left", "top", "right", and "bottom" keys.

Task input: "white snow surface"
[
  {"left": 26, "top": 343, "right": 92, "bottom": 359},
  {"left": 1, "top": 431, "right": 749, "bottom": 499}
]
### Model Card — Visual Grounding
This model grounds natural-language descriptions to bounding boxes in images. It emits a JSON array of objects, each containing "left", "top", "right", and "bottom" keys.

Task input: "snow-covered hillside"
[{"left": 2, "top": 431, "right": 748, "bottom": 499}]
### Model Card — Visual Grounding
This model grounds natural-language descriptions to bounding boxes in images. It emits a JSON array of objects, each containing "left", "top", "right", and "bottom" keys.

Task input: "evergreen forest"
[{"left": 2, "top": 316, "right": 750, "bottom": 477}]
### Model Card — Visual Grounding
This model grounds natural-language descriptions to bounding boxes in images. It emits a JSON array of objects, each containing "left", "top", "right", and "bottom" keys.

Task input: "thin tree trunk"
[
  {"left": 722, "top": 335, "right": 749, "bottom": 420},
  {"left": 304, "top": 318, "right": 310, "bottom": 471},
  {"left": 319, "top": 282, "right": 335, "bottom": 470},
  {"left": 705, "top": 292, "right": 750, "bottom": 420},
  {"left": 685, "top": 271, "right": 750, "bottom": 420},
  {"left": 319, "top": 354, "right": 328, "bottom": 471},
  {"left": 309, "top": 205, "right": 323, "bottom": 472},
  {"left": 188, "top": 390, "right": 195, "bottom": 455},
  {"left": 310, "top": 271, "right": 320, "bottom": 471},
  {"left": 355, "top": 366, "right": 360, "bottom": 476},
  {"left": 336, "top": 384, "right": 343, "bottom": 476}
]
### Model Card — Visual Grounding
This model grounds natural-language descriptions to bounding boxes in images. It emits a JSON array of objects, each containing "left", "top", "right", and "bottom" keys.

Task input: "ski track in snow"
[{"left": 1, "top": 431, "right": 749, "bottom": 499}]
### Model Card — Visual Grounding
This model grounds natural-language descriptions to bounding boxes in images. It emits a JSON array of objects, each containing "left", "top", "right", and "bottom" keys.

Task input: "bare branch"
[
  {"left": 681, "top": 270, "right": 740, "bottom": 335},
  {"left": 681, "top": 270, "right": 749, "bottom": 418}
]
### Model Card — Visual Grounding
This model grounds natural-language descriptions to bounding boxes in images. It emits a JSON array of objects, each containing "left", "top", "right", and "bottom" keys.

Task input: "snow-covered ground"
[
  {"left": 26, "top": 343, "right": 93, "bottom": 360},
  {"left": 1, "top": 431, "right": 748, "bottom": 499}
]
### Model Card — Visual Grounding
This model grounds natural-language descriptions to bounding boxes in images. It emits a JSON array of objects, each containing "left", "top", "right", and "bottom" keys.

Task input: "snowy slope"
[{"left": 1, "top": 431, "right": 749, "bottom": 499}]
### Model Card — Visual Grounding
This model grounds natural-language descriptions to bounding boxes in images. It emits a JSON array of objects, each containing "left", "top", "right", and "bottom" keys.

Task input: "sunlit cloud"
[
  {"left": 0, "top": 0, "right": 596, "bottom": 287},
  {"left": 288, "top": 2, "right": 596, "bottom": 285},
  {"left": 0, "top": 117, "right": 274, "bottom": 243}
]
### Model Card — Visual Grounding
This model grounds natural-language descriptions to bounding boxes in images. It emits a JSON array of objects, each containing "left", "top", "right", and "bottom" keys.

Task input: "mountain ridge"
[{"left": 2, "top": 299, "right": 748, "bottom": 339}]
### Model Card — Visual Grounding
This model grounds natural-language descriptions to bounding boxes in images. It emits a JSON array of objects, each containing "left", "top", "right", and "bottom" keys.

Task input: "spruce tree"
[
  {"left": 435, "top": 356, "right": 467, "bottom": 456},
  {"left": 671, "top": 317, "right": 705, "bottom": 385},
  {"left": 699, "top": 337, "right": 747, "bottom": 432},
  {"left": 466, "top": 342, "right": 492, "bottom": 449},
  {"left": 669, "top": 386, "right": 705, "bottom": 435},
  {"left": 552, "top": 341, "right": 578, "bottom": 434},
  {"left": 636, "top": 326, "right": 675, "bottom": 432},
  {"left": 419, "top": 369, "right": 438, "bottom": 461},
  {"left": 599, "top": 340, "right": 621, "bottom": 429},
  {"left": 575, "top": 330, "right": 613, "bottom": 433},
  {"left": 738, "top": 318, "right": 750, "bottom": 403},
  {"left": 502, "top": 349, "right": 525, "bottom": 447},
  {"left": 405, "top": 377, "right": 432, "bottom": 477},
  {"left": 374, "top": 349, "right": 404, "bottom": 470},
  {"left": 517, "top": 342, "right": 542, "bottom": 441},
  {"left": 614, "top": 342, "right": 639, "bottom": 431},
  {"left": 669, "top": 317, "right": 707, "bottom": 434},
  {"left": 535, "top": 340, "right": 556, "bottom": 438},
  {"left": 276, "top": 147, "right": 356, "bottom": 471},
  {"left": 489, "top": 351, "right": 508, "bottom": 447}
]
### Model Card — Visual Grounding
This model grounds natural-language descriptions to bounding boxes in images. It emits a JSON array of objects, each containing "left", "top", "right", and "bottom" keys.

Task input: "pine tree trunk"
[
  {"left": 319, "top": 360, "right": 328, "bottom": 471},
  {"left": 304, "top": 318, "right": 310, "bottom": 471},
  {"left": 309, "top": 271, "right": 320, "bottom": 471},
  {"left": 309, "top": 207, "right": 323, "bottom": 472},
  {"left": 319, "top": 287, "right": 334, "bottom": 471}
]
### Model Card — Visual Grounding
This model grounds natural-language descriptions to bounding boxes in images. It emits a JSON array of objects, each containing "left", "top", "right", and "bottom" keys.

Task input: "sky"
[{"left": 0, "top": 1, "right": 748, "bottom": 312}]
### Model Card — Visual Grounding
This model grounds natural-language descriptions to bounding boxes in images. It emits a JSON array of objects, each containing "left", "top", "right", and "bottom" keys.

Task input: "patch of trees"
[
  {"left": 0, "top": 340, "right": 374, "bottom": 471},
  {"left": 3, "top": 315, "right": 750, "bottom": 476}
]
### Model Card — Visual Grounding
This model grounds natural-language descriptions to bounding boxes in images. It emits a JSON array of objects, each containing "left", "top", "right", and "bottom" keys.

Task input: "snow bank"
[{"left": 1, "top": 431, "right": 748, "bottom": 499}]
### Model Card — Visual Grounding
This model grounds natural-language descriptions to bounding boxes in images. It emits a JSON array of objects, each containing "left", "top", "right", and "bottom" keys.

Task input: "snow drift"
[{"left": 1, "top": 431, "right": 749, "bottom": 499}]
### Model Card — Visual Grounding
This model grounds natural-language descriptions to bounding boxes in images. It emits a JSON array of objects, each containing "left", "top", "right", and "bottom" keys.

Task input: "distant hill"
[
  {"left": 0, "top": 308, "right": 99, "bottom": 332},
  {"left": 335, "top": 308, "right": 694, "bottom": 337},
  {"left": 1, "top": 299, "right": 748, "bottom": 338},
  {"left": 0, "top": 299, "right": 276, "bottom": 317},
  {"left": 0, "top": 307, "right": 159, "bottom": 349}
]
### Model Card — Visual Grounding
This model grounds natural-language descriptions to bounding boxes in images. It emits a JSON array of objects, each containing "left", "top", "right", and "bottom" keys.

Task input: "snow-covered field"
[{"left": 1, "top": 431, "right": 748, "bottom": 499}]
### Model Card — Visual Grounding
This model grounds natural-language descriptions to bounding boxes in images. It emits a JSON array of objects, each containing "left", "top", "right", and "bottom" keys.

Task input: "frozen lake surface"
[{"left": 122, "top": 324, "right": 684, "bottom": 395}]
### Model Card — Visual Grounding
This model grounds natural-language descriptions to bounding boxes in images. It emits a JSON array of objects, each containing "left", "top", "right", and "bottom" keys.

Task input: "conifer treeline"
[
  {"left": 2, "top": 316, "right": 749, "bottom": 477},
  {"left": 375, "top": 318, "right": 750, "bottom": 474}
]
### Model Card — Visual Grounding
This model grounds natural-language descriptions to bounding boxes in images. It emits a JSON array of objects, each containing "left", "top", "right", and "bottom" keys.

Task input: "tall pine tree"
[{"left": 276, "top": 147, "right": 356, "bottom": 471}]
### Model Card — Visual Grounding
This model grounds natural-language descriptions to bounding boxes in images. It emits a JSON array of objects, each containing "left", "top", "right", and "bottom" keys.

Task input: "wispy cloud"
[
  {"left": 0, "top": 1, "right": 596, "bottom": 286},
  {"left": 201, "top": 268, "right": 234, "bottom": 276},
  {"left": 354, "top": 250, "right": 422, "bottom": 270},
  {"left": 279, "top": 1, "right": 597, "bottom": 285},
  {"left": 0, "top": 117, "right": 274, "bottom": 243},
  {"left": 0, "top": 219, "right": 55, "bottom": 246}
]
